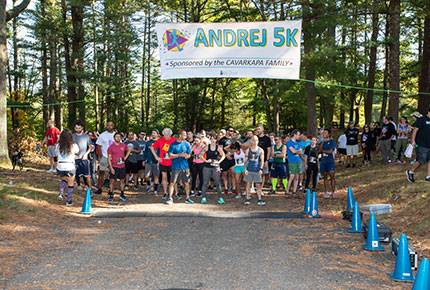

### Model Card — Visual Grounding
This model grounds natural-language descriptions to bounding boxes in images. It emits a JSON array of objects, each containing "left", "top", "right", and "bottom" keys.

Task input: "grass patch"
[
  {"left": 0, "top": 185, "right": 42, "bottom": 214},
  {"left": 0, "top": 183, "right": 57, "bottom": 202}
]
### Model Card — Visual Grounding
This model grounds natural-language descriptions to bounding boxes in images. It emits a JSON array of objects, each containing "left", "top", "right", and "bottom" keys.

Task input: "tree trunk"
[
  {"left": 365, "top": 6, "right": 379, "bottom": 125},
  {"left": 260, "top": 79, "right": 272, "bottom": 132},
  {"left": 0, "top": 0, "right": 31, "bottom": 166},
  {"left": 55, "top": 44, "right": 63, "bottom": 131},
  {"left": 273, "top": 80, "right": 279, "bottom": 135},
  {"left": 41, "top": 0, "right": 49, "bottom": 126},
  {"left": 387, "top": 0, "right": 400, "bottom": 123},
  {"left": 418, "top": 5, "right": 430, "bottom": 114},
  {"left": 48, "top": 29, "right": 57, "bottom": 123},
  {"left": 62, "top": 0, "right": 77, "bottom": 128},
  {"left": 92, "top": 0, "right": 99, "bottom": 132},
  {"left": 302, "top": 0, "right": 317, "bottom": 136},
  {"left": 380, "top": 14, "right": 390, "bottom": 121},
  {"left": 145, "top": 9, "right": 151, "bottom": 128}
]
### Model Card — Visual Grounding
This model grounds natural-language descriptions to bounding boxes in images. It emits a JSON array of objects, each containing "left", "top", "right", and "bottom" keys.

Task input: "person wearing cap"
[
  {"left": 406, "top": 108, "right": 430, "bottom": 183},
  {"left": 344, "top": 121, "right": 359, "bottom": 168},
  {"left": 143, "top": 129, "right": 160, "bottom": 195}
]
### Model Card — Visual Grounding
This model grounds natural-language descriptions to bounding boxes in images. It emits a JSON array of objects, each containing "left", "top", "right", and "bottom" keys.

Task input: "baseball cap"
[
  {"left": 410, "top": 112, "right": 422, "bottom": 118},
  {"left": 349, "top": 121, "right": 355, "bottom": 124},
  {"left": 152, "top": 128, "right": 159, "bottom": 134}
]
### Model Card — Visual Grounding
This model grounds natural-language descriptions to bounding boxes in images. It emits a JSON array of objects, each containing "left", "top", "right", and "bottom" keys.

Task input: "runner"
[
  {"left": 86, "top": 130, "right": 98, "bottom": 187},
  {"left": 319, "top": 129, "right": 336, "bottom": 198},
  {"left": 72, "top": 122, "right": 92, "bottom": 194},
  {"left": 124, "top": 132, "right": 141, "bottom": 190},
  {"left": 150, "top": 128, "right": 177, "bottom": 200},
  {"left": 336, "top": 133, "right": 347, "bottom": 164},
  {"left": 304, "top": 136, "right": 319, "bottom": 192},
  {"left": 56, "top": 130, "right": 79, "bottom": 206},
  {"left": 136, "top": 131, "right": 147, "bottom": 186},
  {"left": 107, "top": 132, "right": 131, "bottom": 202},
  {"left": 94, "top": 121, "right": 115, "bottom": 195},
  {"left": 286, "top": 129, "right": 302, "bottom": 197},
  {"left": 379, "top": 116, "right": 396, "bottom": 164},
  {"left": 166, "top": 130, "right": 193, "bottom": 205},
  {"left": 361, "top": 125, "right": 374, "bottom": 167},
  {"left": 144, "top": 129, "right": 160, "bottom": 195},
  {"left": 406, "top": 109, "right": 430, "bottom": 183},
  {"left": 219, "top": 126, "right": 235, "bottom": 195},
  {"left": 231, "top": 142, "right": 246, "bottom": 198},
  {"left": 298, "top": 133, "right": 311, "bottom": 191},
  {"left": 345, "top": 121, "right": 359, "bottom": 168},
  {"left": 190, "top": 134, "right": 204, "bottom": 196},
  {"left": 256, "top": 125, "right": 272, "bottom": 189},
  {"left": 243, "top": 136, "right": 266, "bottom": 205},
  {"left": 395, "top": 116, "right": 409, "bottom": 163},
  {"left": 40, "top": 120, "right": 60, "bottom": 173},
  {"left": 200, "top": 134, "right": 226, "bottom": 204},
  {"left": 269, "top": 136, "right": 288, "bottom": 195}
]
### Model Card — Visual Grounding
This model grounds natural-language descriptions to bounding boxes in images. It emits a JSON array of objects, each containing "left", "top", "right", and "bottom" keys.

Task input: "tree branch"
[{"left": 6, "top": 0, "right": 31, "bottom": 22}]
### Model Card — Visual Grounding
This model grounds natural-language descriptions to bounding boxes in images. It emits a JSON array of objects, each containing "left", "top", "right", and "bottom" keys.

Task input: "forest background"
[{"left": 1, "top": 0, "right": 430, "bottom": 164}]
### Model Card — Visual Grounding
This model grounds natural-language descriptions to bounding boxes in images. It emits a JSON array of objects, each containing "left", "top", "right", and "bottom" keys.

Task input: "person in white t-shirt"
[
  {"left": 56, "top": 130, "right": 80, "bottom": 206},
  {"left": 94, "top": 121, "right": 115, "bottom": 194},
  {"left": 337, "top": 134, "right": 347, "bottom": 164}
]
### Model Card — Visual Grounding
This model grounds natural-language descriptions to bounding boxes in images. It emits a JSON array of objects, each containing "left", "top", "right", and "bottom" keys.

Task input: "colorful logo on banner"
[{"left": 163, "top": 29, "right": 189, "bottom": 52}]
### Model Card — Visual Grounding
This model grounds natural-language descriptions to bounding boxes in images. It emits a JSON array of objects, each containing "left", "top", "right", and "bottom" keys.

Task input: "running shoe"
[
  {"left": 108, "top": 196, "right": 114, "bottom": 202},
  {"left": 162, "top": 193, "right": 168, "bottom": 200},
  {"left": 346, "top": 164, "right": 351, "bottom": 168},
  {"left": 232, "top": 189, "right": 237, "bottom": 195},
  {"left": 228, "top": 187, "right": 232, "bottom": 192},
  {"left": 201, "top": 197, "right": 207, "bottom": 204},
  {"left": 324, "top": 192, "right": 330, "bottom": 198},
  {"left": 66, "top": 201, "right": 74, "bottom": 206},
  {"left": 268, "top": 189, "right": 276, "bottom": 195},
  {"left": 185, "top": 198, "right": 194, "bottom": 204},
  {"left": 190, "top": 191, "right": 195, "bottom": 197},
  {"left": 244, "top": 199, "right": 251, "bottom": 205},
  {"left": 331, "top": 192, "right": 336, "bottom": 199},
  {"left": 406, "top": 170, "right": 415, "bottom": 183},
  {"left": 241, "top": 192, "right": 247, "bottom": 196},
  {"left": 218, "top": 198, "right": 225, "bottom": 204},
  {"left": 57, "top": 194, "right": 63, "bottom": 201},
  {"left": 196, "top": 192, "right": 202, "bottom": 198},
  {"left": 175, "top": 193, "right": 183, "bottom": 200},
  {"left": 250, "top": 187, "right": 256, "bottom": 193},
  {"left": 223, "top": 190, "right": 229, "bottom": 195},
  {"left": 94, "top": 187, "right": 102, "bottom": 195},
  {"left": 400, "top": 160, "right": 406, "bottom": 164},
  {"left": 425, "top": 176, "right": 430, "bottom": 182},
  {"left": 124, "top": 185, "right": 129, "bottom": 190},
  {"left": 145, "top": 185, "right": 151, "bottom": 192},
  {"left": 119, "top": 194, "right": 128, "bottom": 201},
  {"left": 257, "top": 200, "right": 266, "bottom": 206},
  {"left": 235, "top": 194, "right": 241, "bottom": 199},
  {"left": 134, "top": 186, "right": 139, "bottom": 191},
  {"left": 297, "top": 184, "right": 303, "bottom": 191},
  {"left": 166, "top": 198, "right": 173, "bottom": 205},
  {"left": 389, "top": 160, "right": 397, "bottom": 164},
  {"left": 153, "top": 191, "right": 158, "bottom": 196}
]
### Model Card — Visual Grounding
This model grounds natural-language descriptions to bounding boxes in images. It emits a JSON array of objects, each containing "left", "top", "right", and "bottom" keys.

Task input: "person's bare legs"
[
  {"left": 323, "top": 172, "right": 329, "bottom": 193},
  {"left": 161, "top": 172, "right": 169, "bottom": 194},
  {"left": 287, "top": 174, "right": 296, "bottom": 193},
  {"left": 184, "top": 182, "right": 190, "bottom": 199},
  {"left": 329, "top": 171, "right": 335, "bottom": 193},
  {"left": 97, "top": 171, "right": 105, "bottom": 189},
  {"left": 245, "top": 182, "right": 251, "bottom": 200},
  {"left": 49, "top": 157, "right": 56, "bottom": 170},
  {"left": 256, "top": 183, "right": 263, "bottom": 200}
]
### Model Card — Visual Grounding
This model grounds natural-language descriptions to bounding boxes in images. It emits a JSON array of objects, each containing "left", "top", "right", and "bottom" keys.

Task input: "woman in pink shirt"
[{"left": 191, "top": 134, "right": 205, "bottom": 196}]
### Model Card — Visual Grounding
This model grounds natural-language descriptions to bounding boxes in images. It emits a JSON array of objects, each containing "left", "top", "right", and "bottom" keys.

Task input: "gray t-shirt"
[
  {"left": 124, "top": 140, "right": 140, "bottom": 163},
  {"left": 72, "top": 133, "right": 91, "bottom": 159}
]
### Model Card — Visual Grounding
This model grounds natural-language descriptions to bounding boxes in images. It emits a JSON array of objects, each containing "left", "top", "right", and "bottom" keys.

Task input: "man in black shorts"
[
  {"left": 219, "top": 126, "right": 235, "bottom": 194},
  {"left": 124, "top": 132, "right": 141, "bottom": 190},
  {"left": 72, "top": 122, "right": 92, "bottom": 194},
  {"left": 407, "top": 108, "right": 430, "bottom": 182}
]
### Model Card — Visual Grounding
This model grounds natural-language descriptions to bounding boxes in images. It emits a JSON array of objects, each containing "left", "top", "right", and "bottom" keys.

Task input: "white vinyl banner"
[{"left": 155, "top": 21, "right": 302, "bottom": 80}]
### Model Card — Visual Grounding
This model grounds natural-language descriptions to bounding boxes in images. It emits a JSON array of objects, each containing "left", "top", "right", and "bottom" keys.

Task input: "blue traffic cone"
[
  {"left": 307, "top": 192, "right": 321, "bottom": 218},
  {"left": 412, "top": 258, "right": 429, "bottom": 290},
  {"left": 79, "top": 188, "right": 94, "bottom": 214},
  {"left": 303, "top": 189, "right": 311, "bottom": 214},
  {"left": 388, "top": 234, "right": 415, "bottom": 282},
  {"left": 362, "top": 214, "right": 384, "bottom": 250},
  {"left": 348, "top": 201, "right": 363, "bottom": 233},
  {"left": 347, "top": 187, "right": 354, "bottom": 210}
]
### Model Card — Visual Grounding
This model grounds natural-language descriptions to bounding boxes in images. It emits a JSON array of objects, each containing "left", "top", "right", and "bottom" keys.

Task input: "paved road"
[{"left": 4, "top": 212, "right": 405, "bottom": 289}]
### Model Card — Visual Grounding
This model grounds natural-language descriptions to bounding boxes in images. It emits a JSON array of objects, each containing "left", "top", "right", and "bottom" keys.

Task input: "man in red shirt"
[
  {"left": 107, "top": 132, "right": 131, "bottom": 202},
  {"left": 150, "top": 128, "right": 177, "bottom": 200},
  {"left": 40, "top": 120, "right": 60, "bottom": 173}
]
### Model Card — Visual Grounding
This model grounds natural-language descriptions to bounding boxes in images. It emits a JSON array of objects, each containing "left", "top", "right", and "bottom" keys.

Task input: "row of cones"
[{"left": 345, "top": 187, "right": 429, "bottom": 289}]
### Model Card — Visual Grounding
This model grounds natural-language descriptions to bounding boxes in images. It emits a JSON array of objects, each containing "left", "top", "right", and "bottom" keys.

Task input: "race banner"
[{"left": 155, "top": 21, "right": 302, "bottom": 80}]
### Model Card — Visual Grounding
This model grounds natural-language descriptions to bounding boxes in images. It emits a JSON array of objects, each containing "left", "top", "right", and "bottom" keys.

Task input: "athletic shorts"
[
  {"left": 137, "top": 160, "right": 145, "bottom": 171},
  {"left": 220, "top": 158, "right": 235, "bottom": 171},
  {"left": 320, "top": 158, "right": 335, "bottom": 173},
  {"left": 47, "top": 145, "right": 57, "bottom": 157},
  {"left": 145, "top": 163, "right": 160, "bottom": 177},
  {"left": 243, "top": 171, "right": 262, "bottom": 183},
  {"left": 338, "top": 148, "right": 347, "bottom": 155},
  {"left": 262, "top": 164, "right": 269, "bottom": 175},
  {"left": 99, "top": 156, "right": 109, "bottom": 171},
  {"left": 271, "top": 163, "right": 287, "bottom": 179},
  {"left": 57, "top": 169, "right": 76, "bottom": 177},
  {"left": 125, "top": 161, "right": 138, "bottom": 174},
  {"left": 288, "top": 162, "right": 302, "bottom": 175},
  {"left": 75, "top": 159, "right": 90, "bottom": 177},
  {"left": 171, "top": 169, "right": 191, "bottom": 184},
  {"left": 110, "top": 167, "right": 126, "bottom": 180},
  {"left": 301, "top": 159, "right": 306, "bottom": 173},
  {"left": 234, "top": 165, "right": 245, "bottom": 174},
  {"left": 416, "top": 146, "right": 430, "bottom": 164},
  {"left": 346, "top": 145, "right": 359, "bottom": 156},
  {"left": 159, "top": 164, "right": 172, "bottom": 173}
]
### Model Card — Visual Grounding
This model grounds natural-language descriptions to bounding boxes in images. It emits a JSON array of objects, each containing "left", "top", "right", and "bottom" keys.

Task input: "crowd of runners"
[{"left": 40, "top": 108, "right": 430, "bottom": 207}]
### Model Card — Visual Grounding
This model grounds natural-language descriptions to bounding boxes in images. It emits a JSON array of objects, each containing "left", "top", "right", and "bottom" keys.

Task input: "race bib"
[
  {"left": 164, "top": 153, "right": 170, "bottom": 159},
  {"left": 309, "top": 156, "right": 317, "bottom": 163},
  {"left": 322, "top": 154, "right": 328, "bottom": 157},
  {"left": 249, "top": 153, "right": 258, "bottom": 161},
  {"left": 47, "top": 135, "right": 52, "bottom": 140},
  {"left": 117, "top": 157, "right": 124, "bottom": 165},
  {"left": 237, "top": 158, "right": 244, "bottom": 165}
]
